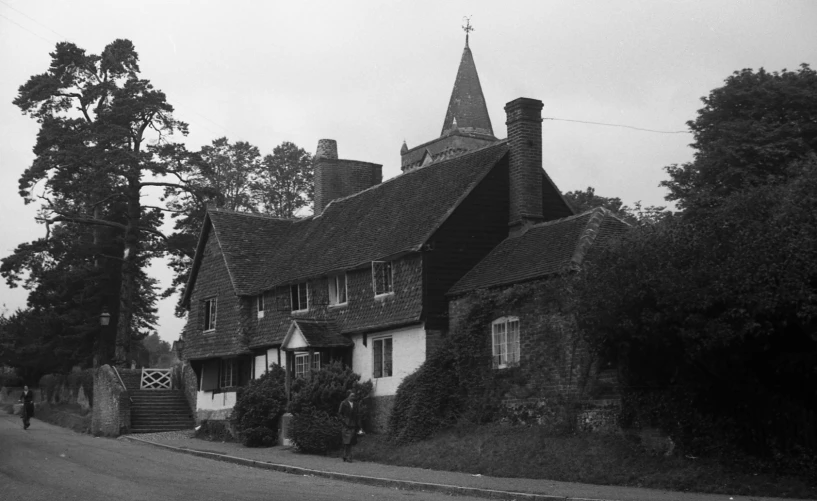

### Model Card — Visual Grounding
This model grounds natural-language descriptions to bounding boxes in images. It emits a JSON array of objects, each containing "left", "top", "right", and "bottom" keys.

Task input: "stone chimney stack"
[
  {"left": 313, "top": 139, "right": 382, "bottom": 215},
  {"left": 505, "top": 98, "right": 545, "bottom": 235}
]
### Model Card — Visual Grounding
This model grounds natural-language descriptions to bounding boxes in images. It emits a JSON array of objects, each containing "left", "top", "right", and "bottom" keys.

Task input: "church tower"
[{"left": 400, "top": 20, "right": 499, "bottom": 171}]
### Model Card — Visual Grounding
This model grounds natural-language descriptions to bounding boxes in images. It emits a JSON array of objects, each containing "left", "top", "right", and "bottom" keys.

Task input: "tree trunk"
[{"left": 114, "top": 180, "right": 142, "bottom": 366}]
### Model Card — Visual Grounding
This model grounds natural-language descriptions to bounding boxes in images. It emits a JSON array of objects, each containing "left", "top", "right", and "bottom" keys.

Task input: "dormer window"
[
  {"left": 372, "top": 261, "right": 393, "bottom": 296},
  {"left": 290, "top": 282, "right": 309, "bottom": 312},
  {"left": 328, "top": 273, "right": 347, "bottom": 306},
  {"left": 257, "top": 294, "right": 265, "bottom": 319}
]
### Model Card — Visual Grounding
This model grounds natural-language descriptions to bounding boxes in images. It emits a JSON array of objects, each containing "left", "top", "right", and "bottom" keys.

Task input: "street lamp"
[
  {"left": 173, "top": 337, "right": 185, "bottom": 359},
  {"left": 95, "top": 308, "right": 111, "bottom": 368},
  {"left": 99, "top": 309, "right": 111, "bottom": 326}
]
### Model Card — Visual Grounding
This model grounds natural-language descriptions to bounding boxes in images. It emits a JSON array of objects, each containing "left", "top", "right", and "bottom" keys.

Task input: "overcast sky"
[{"left": 1, "top": 0, "right": 816, "bottom": 343}]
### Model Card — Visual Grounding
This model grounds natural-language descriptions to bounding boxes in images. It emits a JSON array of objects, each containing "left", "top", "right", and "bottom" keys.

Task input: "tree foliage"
[
  {"left": 573, "top": 64, "right": 817, "bottom": 458},
  {"left": 255, "top": 141, "right": 313, "bottom": 218},
  {"left": 662, "top": 64, "right": 817, "bottom": 214},
  {"left": 9, "top": 39, "right": 194, "bottom": 365}
]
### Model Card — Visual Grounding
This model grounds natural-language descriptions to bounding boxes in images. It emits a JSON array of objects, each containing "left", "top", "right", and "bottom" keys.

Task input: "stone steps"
[{"left": 129, "top": 389, "right": 194, "bottom": 433}]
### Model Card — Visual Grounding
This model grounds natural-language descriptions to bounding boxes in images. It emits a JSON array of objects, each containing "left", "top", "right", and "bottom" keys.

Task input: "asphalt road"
[{"left": 0, "top": 414, "right": 482, "bottom": 501}]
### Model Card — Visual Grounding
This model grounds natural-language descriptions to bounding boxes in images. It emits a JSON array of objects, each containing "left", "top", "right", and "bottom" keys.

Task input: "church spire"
[{"left": 440, "top": 19, "right": 494, "bottom": 138}]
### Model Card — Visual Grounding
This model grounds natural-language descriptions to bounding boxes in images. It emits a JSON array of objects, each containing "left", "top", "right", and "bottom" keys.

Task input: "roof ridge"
[
  {"left": 316, "top": 140, "right": 509, "bottom": 217},
  {"left": 524, "top": 206, "right": 598, "bottom": 230},
  {"left": 208, "top": 207, "right": 301, "bottom": 222},
  {"left": 569, "top": 207, "right": 609, "bottom": 269}
]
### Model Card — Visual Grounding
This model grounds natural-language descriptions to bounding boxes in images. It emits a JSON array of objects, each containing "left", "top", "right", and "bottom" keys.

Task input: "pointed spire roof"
[{"left": 440, "top": 40, "right": 494, "bottom": 138}]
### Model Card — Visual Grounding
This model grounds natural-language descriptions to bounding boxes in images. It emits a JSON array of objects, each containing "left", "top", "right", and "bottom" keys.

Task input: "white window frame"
[
  {"left": 294, "top": 352, "right": 320, "bottom": 378},
  {"left": 295, "top": 353, "right": 309, "bottom": 378},
  {"left": 203, "top": 298, "right": 217, "bottom": 332},
  {"left": 492, "top": 316, "right": 520, "bottom": 369},
  {"left": 257, "top": 294, "right": 265, "bottom": 319},
  {"left": 373, "top": 336, "right": 393, "bottom": 378},
  {"left": 372, "top": 261, "right": 394, "bottom": 297},
  {"left": 290, "top": 282, "right": 309, "bottom": 312},
  {"left": 220, "top": 358, "right": 238, "bottom": 388},
  {"left": 328, "top": 273, "right": 348, "bottom": 306}
]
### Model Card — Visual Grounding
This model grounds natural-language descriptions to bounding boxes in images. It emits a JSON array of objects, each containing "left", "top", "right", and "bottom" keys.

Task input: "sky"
[{"left": 1, "top": 0, "right": 816, "bottom": 343}]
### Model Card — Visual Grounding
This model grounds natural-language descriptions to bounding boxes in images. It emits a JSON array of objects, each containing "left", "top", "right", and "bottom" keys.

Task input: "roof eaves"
[{"left": 181, "top": 213, "right": 213, "bottom": 309}]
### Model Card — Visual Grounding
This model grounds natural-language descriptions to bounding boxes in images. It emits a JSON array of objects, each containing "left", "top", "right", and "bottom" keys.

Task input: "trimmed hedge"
[
  {"left": 231, "top": 365, "right": 287, "bottom": 447},
  {"left": 289, "top": 361, "right": 373, "bottom": 453}
]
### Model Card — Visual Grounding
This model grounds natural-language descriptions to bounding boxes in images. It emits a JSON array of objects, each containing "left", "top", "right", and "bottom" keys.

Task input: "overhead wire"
[
  {"left": 0, "top": 11, "right": 55, "bottom": 45},
  {"left": 0, "top": 0, "right": 70, "bottom": 42},
  {"left": 545, "top": 117, "right": 690, "bottom": 134}
]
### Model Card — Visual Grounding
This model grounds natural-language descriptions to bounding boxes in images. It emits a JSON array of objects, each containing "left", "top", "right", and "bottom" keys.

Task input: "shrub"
[
  {"left": 241, "top": 426, "right": 278, "bottom": 447},
  {"left": 289, "top": 406, "right": 343, "bottom": 453},
  {"left": 194, "top": 419, "right": 235, "bottom": 442},
  {"left": 388, "top": 347, "right": 461, "bottom": 443},
  {"left": 288, "top": 361, "right": 373, "bottom": 453},
  {"left": 232, "top": 365, "right": 287, "bottom": 446}
]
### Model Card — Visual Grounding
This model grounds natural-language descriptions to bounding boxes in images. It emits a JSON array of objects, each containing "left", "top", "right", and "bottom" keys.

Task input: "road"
[{"left": 0, "top": 414, "right": 482, "bottom": 501}]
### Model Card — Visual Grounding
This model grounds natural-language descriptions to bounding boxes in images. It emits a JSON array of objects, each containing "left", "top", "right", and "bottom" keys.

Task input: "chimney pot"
[{"left": 316, "top": 139, "right": 338, "bottom": 160}]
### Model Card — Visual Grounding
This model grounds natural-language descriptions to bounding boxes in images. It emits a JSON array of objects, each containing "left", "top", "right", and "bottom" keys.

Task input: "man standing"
[
  {"left": 338, "top": 389, "right": 363, "bottom": 462},
  {"left": 19, "top": 385, "right": 34, "bottom": 430}
]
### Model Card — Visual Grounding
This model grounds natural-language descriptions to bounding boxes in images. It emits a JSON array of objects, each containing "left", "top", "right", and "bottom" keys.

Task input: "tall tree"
[
  {"left": 11, "top": 40, "right": 194, "bottom": 365},
  {"left": 563, "top": 187, "right": 638, "bottom": 224},
  {"left": 573, "top": 65, "right": 817, "bottom": 457},
  {"left": 254, "top": 141, "right": 313, "bottom": 218},
  {"left": 161, "top": 137, "right": 262, "bottom": 309},
  {"left": 662, "top": 64, "right": 817, "bottom": 214}
]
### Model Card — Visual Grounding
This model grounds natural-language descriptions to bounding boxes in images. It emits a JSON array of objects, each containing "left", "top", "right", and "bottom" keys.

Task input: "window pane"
[
  {"left": 258, "top": 295, "right": 264, "bottom": 312},
  {"left": 291, "top": 285, "right": 299, "bottom": 310},
  {"left": 312, "top": 352, "right": 321, "bottom": 370},
  {"left": 329, "top": 277, "right": 337, "bottom": 304},
  {"left": 373, "top": 339, "right": 383, "bottom": 378},
  {"left": 338, "top": 275, "right": 347, "bottom": 303},
  {"left": 508, "top": 320, "right": 520, "bottom": 365},
  {"left": 384, "top": 338, "right": 393, "bottom": 377},
  {"left": 384, "top": 262, "right": 393, "bottom": 292},
  {"left": 299, "top": 284, "right": 308, "bottom": 309}
]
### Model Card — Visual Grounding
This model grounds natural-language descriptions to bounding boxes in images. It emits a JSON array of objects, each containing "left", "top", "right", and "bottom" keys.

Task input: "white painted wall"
[
  {"left": 351, "top": 323, "right": 426, "bottom": 397},
  {"left": 254, "top": 354, "right": 266, "bottom": 379},
  {"left": 196, "top": 389, "right": 237, "bottom": 411}
]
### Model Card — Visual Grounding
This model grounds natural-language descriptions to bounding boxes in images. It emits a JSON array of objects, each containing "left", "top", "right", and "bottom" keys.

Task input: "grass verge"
[
  {"left": 33, "top": 402, "right": 92, "bottom": 434},
  {"left": 353, "top": 424, "right": 816, "bottom": 499}
]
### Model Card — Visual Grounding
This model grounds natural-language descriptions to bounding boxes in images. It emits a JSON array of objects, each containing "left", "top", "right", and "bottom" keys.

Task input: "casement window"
[
  {"left": 328, "top": 274, "right": 348, "bottom": 306},
  {"left": 257, "top": 294, "right": 265, "bottom": 319},
  {"left": 373, "top": 337, "right": 393, "bottom": 378},
  {"left": 295, "top": 352, "right": 321, "bottom": 378},
  {"left": 203, "top": 298, "right": 217, "bottom": 331},
  {"left": 372, "top": 261, "right": 394, "bottom": 296},
  {"left": 220, "top": 358, "right": 239, "bottom": 388},
  {"left": 492, "top": 316, "right": 520, "bottom": 369},
  {"left": 290, "top": 282, "right": 309, "bottom": 312}
]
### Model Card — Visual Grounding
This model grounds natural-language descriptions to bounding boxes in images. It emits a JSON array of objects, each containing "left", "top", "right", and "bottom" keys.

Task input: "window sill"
[
  {"left": 374, "top": 292, "right": 394, "bottom": 301},
  {"left": 328, "top": 302, "right": 348, "bottom": 308},
  {"left": 257, "top": 311, "right": 265, "bottom": 319},
  {"left": 291, "top": 309, "right": 309, "bottom": 314},
  {"left": 203, "top": 328, "right": 216, "bottom": 333}
]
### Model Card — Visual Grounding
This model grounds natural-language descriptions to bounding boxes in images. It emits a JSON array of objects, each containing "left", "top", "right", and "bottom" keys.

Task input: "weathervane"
[{"left": 462, "top": 16, "right": 474, "bottom": 47}]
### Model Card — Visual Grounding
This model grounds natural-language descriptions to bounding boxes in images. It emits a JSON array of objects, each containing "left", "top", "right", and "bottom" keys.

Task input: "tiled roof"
[
  {"left": 191, "top": 141, "right": 509, "bottom": 297},
  {"left": 289, "top": 319, "right": 353, "bottom": 348},
  {"left": 441, "top": 44, "right": 494, "bottom": 137},
  {"left": 447, "top": 208, "right": 630, "bottom": 295}
]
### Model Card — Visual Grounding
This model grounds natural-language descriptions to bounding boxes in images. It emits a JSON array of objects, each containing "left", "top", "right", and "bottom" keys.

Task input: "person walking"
[
  {"left": 19, "top": 385, "right": 34, "bottom": 430},
  {"left": 338, "top": 389, "right": 363, "bottom": 462}
]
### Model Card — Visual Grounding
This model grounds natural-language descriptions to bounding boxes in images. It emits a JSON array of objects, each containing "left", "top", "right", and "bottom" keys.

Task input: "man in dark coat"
[
  {"left": 19, "top": 385, "right": 34, "bottom": 430},
  {"left": 338, "top": 389, "right": 363, "bottom": 462}
]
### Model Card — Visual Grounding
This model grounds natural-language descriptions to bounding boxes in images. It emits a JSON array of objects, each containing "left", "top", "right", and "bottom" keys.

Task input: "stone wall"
[
  {"left": 181, "top": 362, "right": 198, "bottom": 416},
  {"left": 91, "top": 365, "right": 131, "bottom": 436}
]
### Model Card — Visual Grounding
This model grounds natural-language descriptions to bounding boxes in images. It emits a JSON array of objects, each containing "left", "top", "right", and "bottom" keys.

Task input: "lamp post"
[
  {"left": 96, "top": 308, "right": 111, "bottom": 367},
  {"left": 173, "top": 337, "right": 185, "bottom": 360}
]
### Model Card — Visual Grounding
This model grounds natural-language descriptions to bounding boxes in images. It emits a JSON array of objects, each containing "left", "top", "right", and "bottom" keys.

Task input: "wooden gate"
[{"left": 140, "top": 368, "right": 172, "bottom": 390}]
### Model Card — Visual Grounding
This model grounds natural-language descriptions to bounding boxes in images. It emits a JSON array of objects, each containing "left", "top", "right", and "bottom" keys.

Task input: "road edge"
[{"left": 121, "top": 435, "right": 612, "bottom": 501}]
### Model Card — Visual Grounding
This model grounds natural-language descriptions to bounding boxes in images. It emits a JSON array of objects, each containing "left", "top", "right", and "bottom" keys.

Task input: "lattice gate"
[{"left": 140, "top": 368, "right": 172, "bottom": 389}]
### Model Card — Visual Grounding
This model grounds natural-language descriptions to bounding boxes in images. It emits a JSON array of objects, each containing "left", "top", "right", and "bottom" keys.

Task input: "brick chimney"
[
  {"left": 505, "top": 98, "right": 545, "bottom": 235},
  {"left": 313, "top": 139, "right": 382, "bottom": 214}
]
